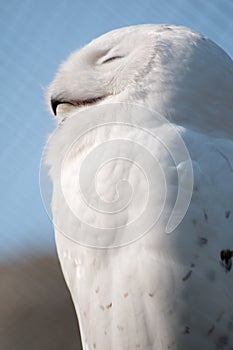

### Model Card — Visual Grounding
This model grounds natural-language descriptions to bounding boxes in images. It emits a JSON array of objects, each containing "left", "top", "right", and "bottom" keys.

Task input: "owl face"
[
  {"left": 47, "top": 24, "right": 233, "bottom": 136},
  {"left": 47, "top": 24, "right": 187, "bottom": 120}
]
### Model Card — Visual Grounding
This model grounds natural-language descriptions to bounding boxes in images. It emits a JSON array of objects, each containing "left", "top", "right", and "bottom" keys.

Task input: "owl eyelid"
[
  {"left": 51, "top": 96, "right": 107, "bottom": 115},
  {"left": 102, "top": 55, "right": 124, "bottom": 64}
]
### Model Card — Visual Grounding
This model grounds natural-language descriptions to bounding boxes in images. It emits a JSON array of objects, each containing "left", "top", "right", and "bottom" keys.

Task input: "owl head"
[{"left": 47, "top": 24, "right": 233, "bottom": 135}]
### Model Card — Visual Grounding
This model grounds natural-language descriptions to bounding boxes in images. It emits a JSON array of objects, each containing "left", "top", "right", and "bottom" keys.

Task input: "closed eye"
[{"left": 102, "top": 55, "right": 124, "bottom": 64}]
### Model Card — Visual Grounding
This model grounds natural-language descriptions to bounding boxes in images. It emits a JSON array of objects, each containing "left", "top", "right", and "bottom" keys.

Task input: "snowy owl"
[{"left": 44, "top": 25, "right": 233, "bottom": 350}]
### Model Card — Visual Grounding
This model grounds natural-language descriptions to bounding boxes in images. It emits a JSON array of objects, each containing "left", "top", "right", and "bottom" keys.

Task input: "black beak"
[{"left": 51, "top": 98, "right": 61, "bottom": 116}]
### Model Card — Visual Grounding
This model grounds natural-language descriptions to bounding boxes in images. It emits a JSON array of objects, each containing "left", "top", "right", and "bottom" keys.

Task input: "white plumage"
[{"left": 45, "top": 25, "right": 233, "bottom": 349}]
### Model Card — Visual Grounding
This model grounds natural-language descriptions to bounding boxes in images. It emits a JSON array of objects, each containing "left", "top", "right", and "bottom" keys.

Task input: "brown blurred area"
[{"left": 0, "top": 254, "right": 82, "bottom": 350}]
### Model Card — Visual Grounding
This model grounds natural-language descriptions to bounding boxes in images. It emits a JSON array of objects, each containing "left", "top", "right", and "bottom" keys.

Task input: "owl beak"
[{"left": 50, "top": 98, "right": 61, "bottom": 116}]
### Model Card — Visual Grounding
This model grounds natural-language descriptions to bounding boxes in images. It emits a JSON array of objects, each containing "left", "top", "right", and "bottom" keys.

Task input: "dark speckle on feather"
[
  {"left": 220, "top": 249, "right": 233, "bottom": 271},
  {"left": 117, "top": 324, "right": 124, "bottom": 331},
  {"left": 208, "top": 324, "right": 215, "bottom": 335},
  {"left": 225, "top": 210, "right": 231, "bottom": 219},
  {"left": 204, "top": 209, "right": 208, "bottom": 221},
  {"left": 183, "top": 326, "right": 190, "bottom": 334},
  {"left": 192, "top": 218, "right": 197, "bottom": 226},
  {"left": 182, "top": 270, "right": 192, "bottom": 281},
  {"left": 197, "top": 237, "right": 208, "bottom": 247}
]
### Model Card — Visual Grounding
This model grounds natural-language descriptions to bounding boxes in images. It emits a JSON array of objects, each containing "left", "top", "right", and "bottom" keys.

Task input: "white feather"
[{"left": 46, "top": 24, "right": 233, "bottom": 350}]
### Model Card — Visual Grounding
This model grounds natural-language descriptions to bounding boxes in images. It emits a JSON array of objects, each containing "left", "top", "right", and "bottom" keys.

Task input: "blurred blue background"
[{"left": 1, "top": 0, "right": 233, "bottom": 261}]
